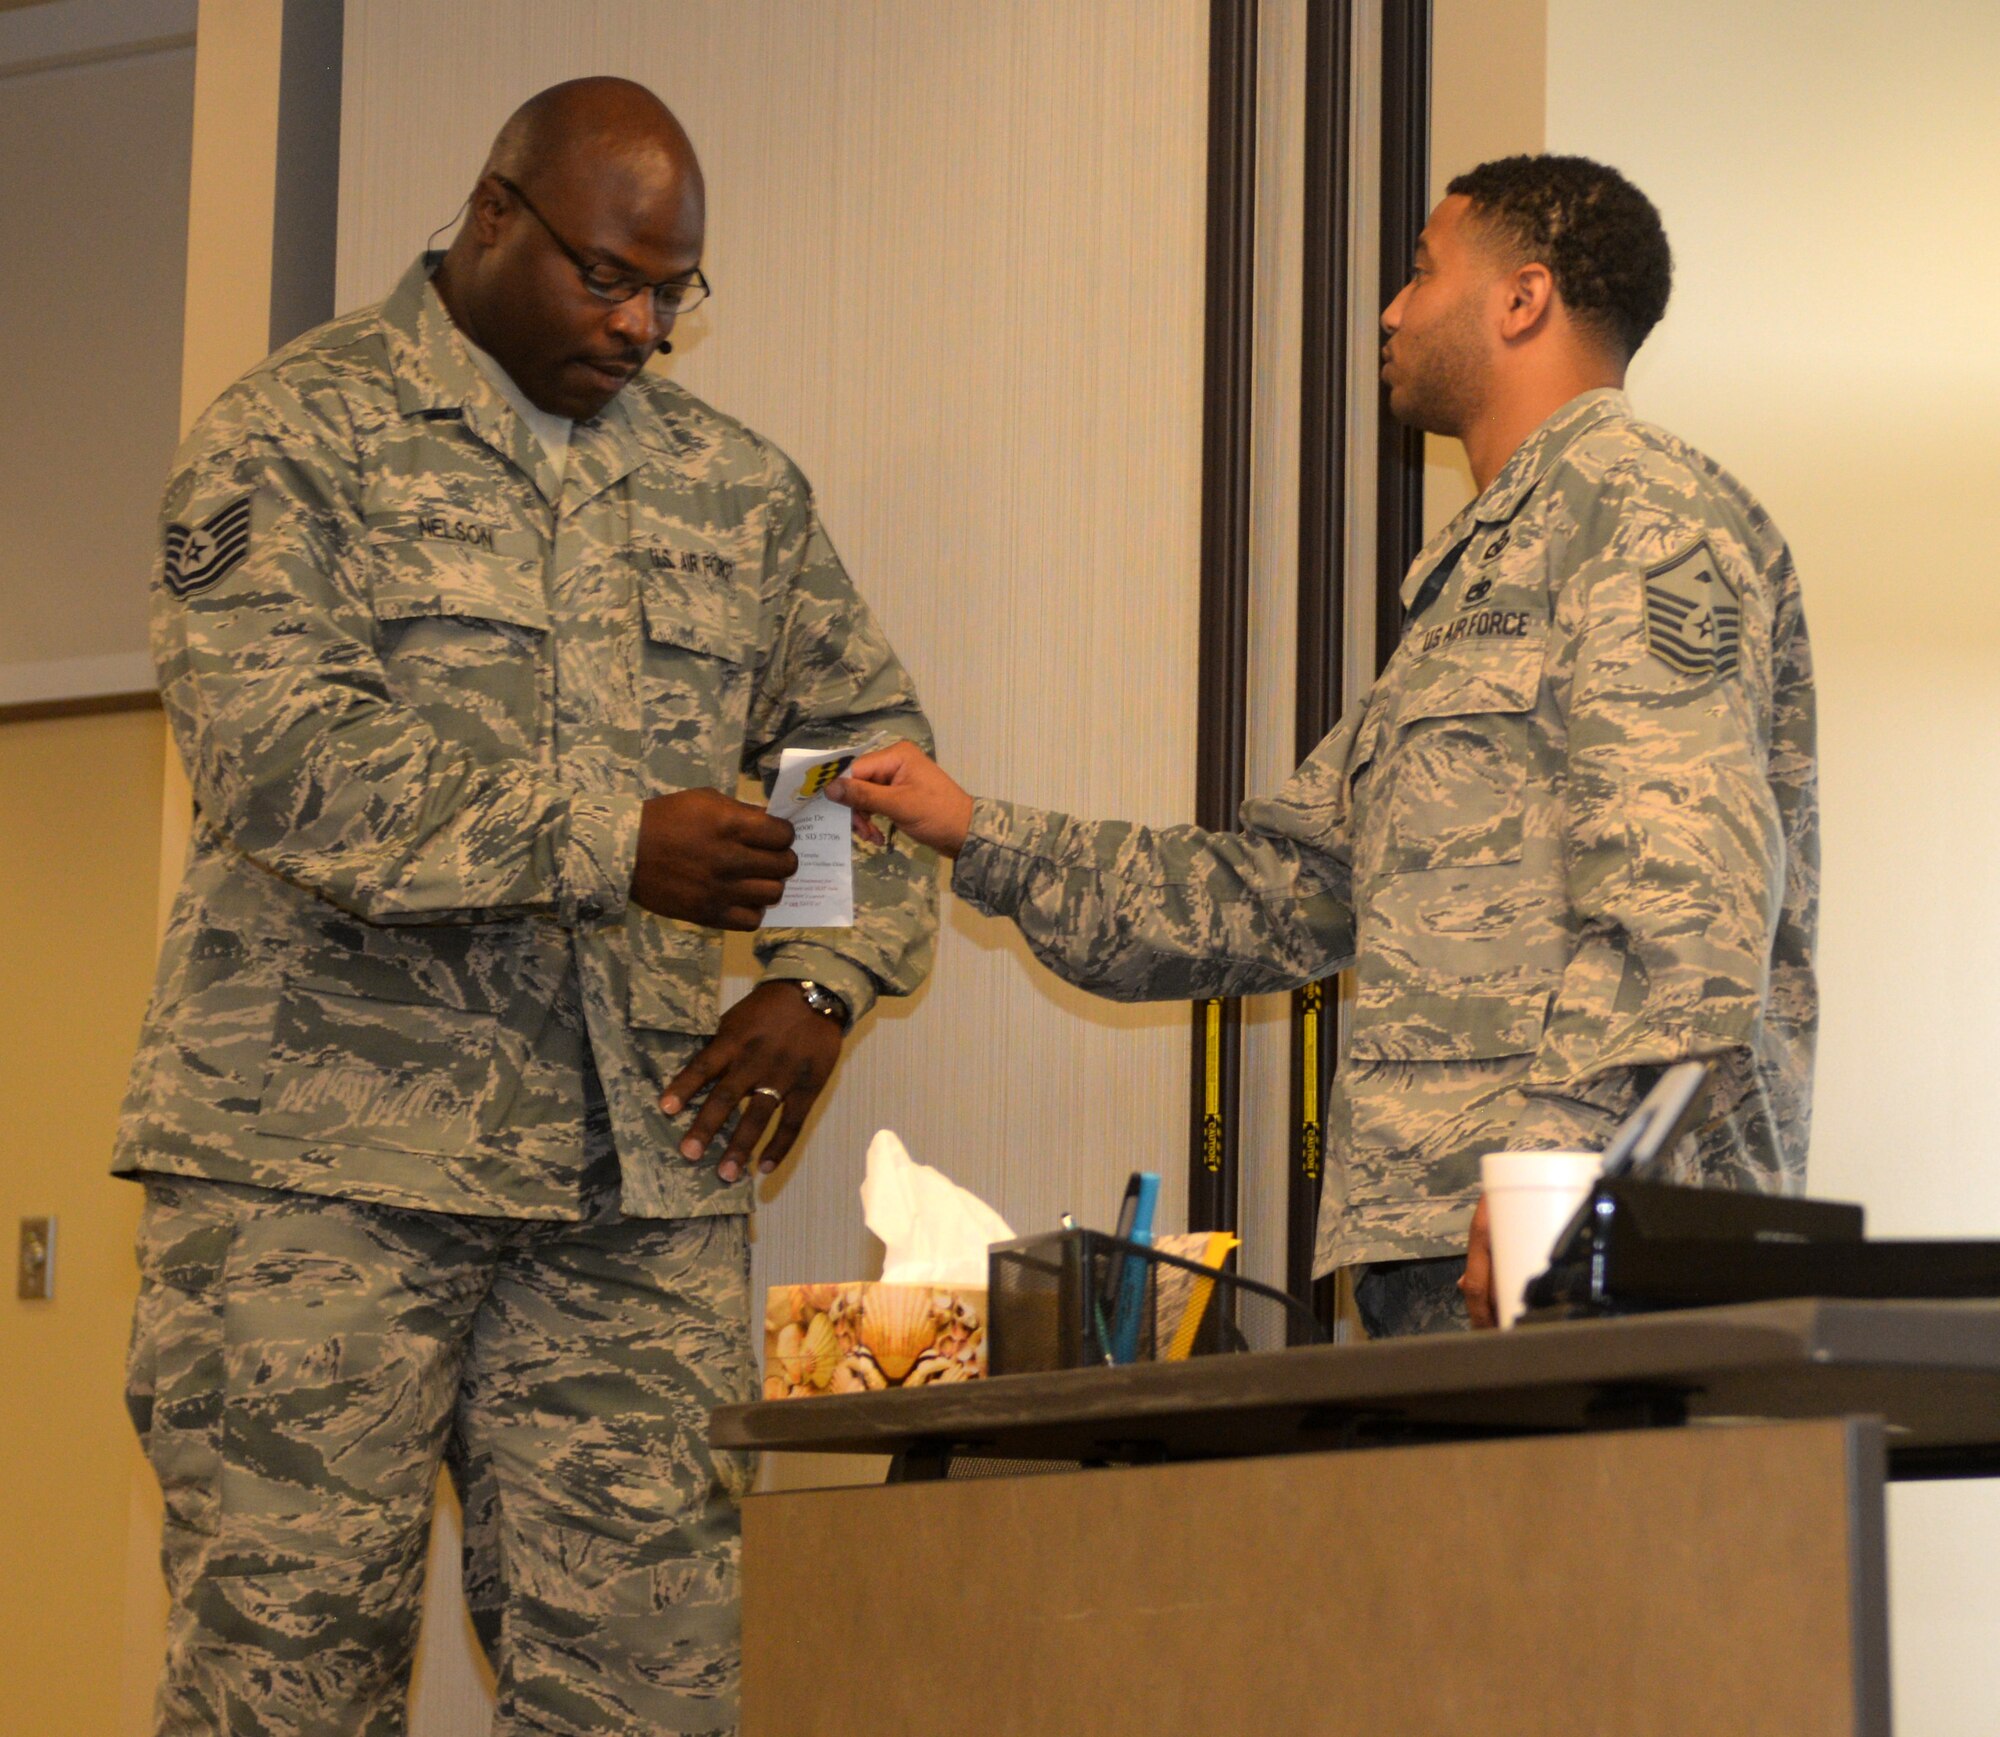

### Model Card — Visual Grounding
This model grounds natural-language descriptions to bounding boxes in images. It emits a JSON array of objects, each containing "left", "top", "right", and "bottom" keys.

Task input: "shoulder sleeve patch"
[
  {"left": 162, "top": 495, "right": 253, "bottom": 598},
  {"left": 1642, "top": 536, "right": 1741, "bottom": 679}
]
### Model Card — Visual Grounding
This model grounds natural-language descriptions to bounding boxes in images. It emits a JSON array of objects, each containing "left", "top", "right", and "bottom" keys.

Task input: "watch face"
[{"left": 796, "top": 981, "right": 847, "bottom": 1023}]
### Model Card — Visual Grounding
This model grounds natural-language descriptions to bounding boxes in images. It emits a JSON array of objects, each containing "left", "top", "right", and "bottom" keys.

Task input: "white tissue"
[{"left": 860, "top": 1129, "right": 1014, "bottom": 1289}]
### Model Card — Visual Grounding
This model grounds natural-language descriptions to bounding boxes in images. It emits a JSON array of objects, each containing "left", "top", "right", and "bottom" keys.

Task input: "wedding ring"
[{"left": 748, "top": 1086, "right": 784, "bottom": 1106}]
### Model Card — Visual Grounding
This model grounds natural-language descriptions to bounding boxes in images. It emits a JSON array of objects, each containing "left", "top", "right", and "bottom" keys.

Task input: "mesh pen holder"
[{"left": 987, "top": 1229, "right": 1324, "bottom": 1375}]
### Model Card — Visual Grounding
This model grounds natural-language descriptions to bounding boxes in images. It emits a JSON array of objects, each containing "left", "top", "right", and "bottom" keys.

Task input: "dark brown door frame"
[
  {"left": 1188, "top": 0, "right": 1259, "bottom": 1236},
  {"left": 1193, "top": 1, "right": 1431, "bottom": 1261},
  {"left": 1285, "top": 0, "right": 1354, "bottom": 1325},
  {"left": 1375, "top": 0, "right": 1432, "bottom": 677},
  {"left": 1281, "top": 0, "right": 1432, "bottom": 1320}
]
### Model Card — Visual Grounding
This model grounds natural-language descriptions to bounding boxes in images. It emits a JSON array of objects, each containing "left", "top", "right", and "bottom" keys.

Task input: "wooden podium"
[{"left": 714, "top": 1301, "right": 2000, "bottom": 1736}]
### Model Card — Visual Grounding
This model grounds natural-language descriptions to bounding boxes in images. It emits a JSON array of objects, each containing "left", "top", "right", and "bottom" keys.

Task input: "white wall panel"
[{"left": 341, "top": 12, "right": 1212, "bottom": 1721}]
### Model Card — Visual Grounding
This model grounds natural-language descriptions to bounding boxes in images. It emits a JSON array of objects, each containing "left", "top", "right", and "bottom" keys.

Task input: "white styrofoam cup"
[{"left": 1479, "top": 1149, "right": 1605, "bottom": 1328}]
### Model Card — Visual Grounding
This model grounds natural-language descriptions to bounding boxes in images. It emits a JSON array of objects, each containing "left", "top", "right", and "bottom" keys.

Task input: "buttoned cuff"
[
  {"left": 758, "top": 945, "right": 880, "bottom": 1026},
  {"left": 557, "top": 791, "right": 643, "bottom": 928},
  {"left": 950, "top": 796, "right": 1070, "bottom": 917}
]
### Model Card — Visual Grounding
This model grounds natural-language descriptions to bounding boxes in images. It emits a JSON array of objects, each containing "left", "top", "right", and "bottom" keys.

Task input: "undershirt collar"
[{"left": 462, "top": 337, "right": 573, "bottom": 480}]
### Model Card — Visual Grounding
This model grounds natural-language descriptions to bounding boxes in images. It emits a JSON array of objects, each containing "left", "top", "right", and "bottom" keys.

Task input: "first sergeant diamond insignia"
[
  {"left": 163, "top": 495, "right": 253, "bottom": 598},
  {"left": 1643, "top": 536, "right": 1741, "bottom": 680}
]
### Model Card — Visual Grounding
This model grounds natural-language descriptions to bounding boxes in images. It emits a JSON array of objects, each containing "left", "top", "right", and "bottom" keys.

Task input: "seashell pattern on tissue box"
[{"left": 763, "top": 1282, "right": 987, "bottom": 1398}]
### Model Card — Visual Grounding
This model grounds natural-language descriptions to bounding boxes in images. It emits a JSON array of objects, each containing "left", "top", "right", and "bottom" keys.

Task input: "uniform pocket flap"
[
  {"left": 637, "top": 550, "right": 753, "bottom": 662},
  {"left": 366, "top": 530, "right": 551, "bottom": 633},
  {"left": 1347, "top": 976, "right": 1552, "bottom": 1062},
  {"left": 1392, "top": 630, "right": 1545, "bottom": 728},
  {"left": 628, "top": 972, "right": 720, "bottom": 1037}
]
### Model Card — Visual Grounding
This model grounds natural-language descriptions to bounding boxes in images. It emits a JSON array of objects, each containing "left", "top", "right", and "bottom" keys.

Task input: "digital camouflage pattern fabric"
[
  {"left": 127, "top": 1171, "right": 752, "bottom": 1736},
  {"left": 117, "top": 255, "right": 938, "bottom": 1222},
  {"left": 954, "top": 389, "right": 1818, "bottom": 1277},
  {"left": 119, "top": 254, "right": 937, "bottom": 1731},
  {"left": 1353, "top": 1257, "right": 1471, "bottom": 1340}
]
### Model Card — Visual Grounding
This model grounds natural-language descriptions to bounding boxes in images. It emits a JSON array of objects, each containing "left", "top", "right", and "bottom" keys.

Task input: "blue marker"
[{"left": 1107, "top": 1171, "right": 1160, "bottom": 1364}]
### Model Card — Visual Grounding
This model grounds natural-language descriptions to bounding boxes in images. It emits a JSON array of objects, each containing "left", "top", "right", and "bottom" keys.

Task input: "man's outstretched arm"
[{"left": 832, "top": 741, "right": 1357, "bottom": 1002}]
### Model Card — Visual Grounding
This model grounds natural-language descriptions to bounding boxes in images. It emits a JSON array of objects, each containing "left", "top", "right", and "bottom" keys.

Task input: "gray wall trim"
[
  {"left": 268, "top": 0, "right": 344, "bottom": 349},
  {"left": 0, "top": 0, "right": 194, "bottom": 81},
  {"left": 0, "top": 651, "right": 158, "bottom": 720}
]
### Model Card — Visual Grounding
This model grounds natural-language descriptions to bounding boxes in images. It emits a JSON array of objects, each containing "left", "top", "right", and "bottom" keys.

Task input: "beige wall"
[
  {"left": 1545, "top": 2, "right": 2000, "bottom": 1727},
  {"left": 1422, "top": 0, "right": 1546, "bottom": 536},
  {"left": 0, "top": 708, "right": 166, "bottom": 1736},
  {"left": 0, "top": 6, "right": 193, "bottom": 1729}
]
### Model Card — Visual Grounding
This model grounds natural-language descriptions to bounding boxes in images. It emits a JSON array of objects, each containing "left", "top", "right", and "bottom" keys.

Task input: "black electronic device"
[
  {"left": 1598, "top": 1059, "right": 1713, "bottom": 1179},
  {"left": 1518, "top": 1058, "right": 2000, "bottom": 1319},
  {"left": 1519, "top": 1178, "right": 2000, "bottom": 1317},
  {"left": 1518, "top": 1178, "right": 1866, "bottom": 1318}
]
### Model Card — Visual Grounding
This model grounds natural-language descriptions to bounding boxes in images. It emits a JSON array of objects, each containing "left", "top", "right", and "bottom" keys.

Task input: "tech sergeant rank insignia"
[
  {"left": 163, "top": 496, "right": 253, "bottom": 598},
  {"left": 1642, "top": 536, "right": 1741, "bottom": 679}
]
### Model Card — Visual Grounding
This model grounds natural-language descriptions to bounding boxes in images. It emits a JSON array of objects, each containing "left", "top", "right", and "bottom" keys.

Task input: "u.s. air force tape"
[
  {"left": 162, "top": 495, "right": 253, "bottom": 598},
  {"left": 1414, "top": 608, "right": 1531, "bottom": 655}
]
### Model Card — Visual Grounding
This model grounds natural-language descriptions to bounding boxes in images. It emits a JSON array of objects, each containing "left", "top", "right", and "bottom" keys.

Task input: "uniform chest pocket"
[
  {"left": 635, "top": 545, "right": 759, "bottom": 792},
  {"left": 365, "top": 530, "right": 550, "bottom": 751},
  {"left": 368, "top": 532, "right": 550, "bottom": 638},
  {"left": 1374, "top": 633, "right": 1546, "bottom": 875}
]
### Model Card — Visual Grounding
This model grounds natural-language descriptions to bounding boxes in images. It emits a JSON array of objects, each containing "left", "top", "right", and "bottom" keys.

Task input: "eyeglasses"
[{"left": 493, "top": 175, "right": 711, "bottom": 317}]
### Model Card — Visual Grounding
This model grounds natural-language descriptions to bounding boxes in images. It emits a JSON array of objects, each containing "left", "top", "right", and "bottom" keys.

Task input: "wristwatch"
[{"left": 791, "top": 979, "right": 850, "bottom": 1029}]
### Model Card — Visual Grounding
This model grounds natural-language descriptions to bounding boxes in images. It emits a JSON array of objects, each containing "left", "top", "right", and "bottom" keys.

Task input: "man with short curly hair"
[
  {"left": 834, "top": 154, "right": 1818, "bottom": 1340},
  {"left": 1445, "top": 153, "right": 1673, "bottom": 359}
]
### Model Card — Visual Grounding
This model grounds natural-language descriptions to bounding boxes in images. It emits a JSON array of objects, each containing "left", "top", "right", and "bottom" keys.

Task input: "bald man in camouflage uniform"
[
  {"left": 834, "top": 155, "right": 1816, "bottom": 1340},
  {"left": 118, "top": 79, "right": 935, "bottom": 1734}
]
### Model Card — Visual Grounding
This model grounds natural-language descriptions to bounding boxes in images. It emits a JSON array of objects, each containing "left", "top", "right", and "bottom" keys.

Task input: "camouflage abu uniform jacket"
[
  {"left": 117, "top": 256, "right": 937, "bottom": 1221},
  {"left": 954, "top": 390, "right": 1817, "bottom": 1272}
]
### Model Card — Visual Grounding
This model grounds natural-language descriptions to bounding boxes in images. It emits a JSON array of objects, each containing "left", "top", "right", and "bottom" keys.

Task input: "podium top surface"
[{"left": 711, "top": 1299, "right": 2000, "bottom": 1477}]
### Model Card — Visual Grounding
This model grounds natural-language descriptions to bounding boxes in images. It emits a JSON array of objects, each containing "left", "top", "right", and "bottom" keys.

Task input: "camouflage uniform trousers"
[
  {"left": 125, "top": 1147, "right": 753, "bottom": 1735},
  {"left": 1353, "top": 1257, "right": 1470, "bottom": 1339}
]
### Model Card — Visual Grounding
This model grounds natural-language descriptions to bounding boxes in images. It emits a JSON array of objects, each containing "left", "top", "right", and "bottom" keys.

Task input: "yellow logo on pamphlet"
[{"left": 800, "top": 758, "right": 850, "bottom": 801}]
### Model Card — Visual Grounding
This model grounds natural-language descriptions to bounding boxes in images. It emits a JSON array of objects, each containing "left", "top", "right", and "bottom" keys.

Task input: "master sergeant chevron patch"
[{"left": 1642, "top": 536, "right": 1741, "bottom": 680}]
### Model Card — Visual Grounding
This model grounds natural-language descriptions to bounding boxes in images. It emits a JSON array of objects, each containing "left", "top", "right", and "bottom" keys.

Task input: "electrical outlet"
[{"left": 18, "top": 1217, "right": 54, "bottom": 1300}]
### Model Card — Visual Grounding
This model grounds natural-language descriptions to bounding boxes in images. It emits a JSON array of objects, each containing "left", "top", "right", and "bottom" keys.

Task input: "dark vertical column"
[
  {"left": 1285, "top": 0, "right": 1353, "bottom": 1330},
  {"left": 1374, "top": 0, "right": 1432, "bottom": 674},
  {"left": 1188, "top": 0, "right": 1259, "bottom": 1236},
  {"left": 268, "top": 0, "right": 344, "bottom": 351}
]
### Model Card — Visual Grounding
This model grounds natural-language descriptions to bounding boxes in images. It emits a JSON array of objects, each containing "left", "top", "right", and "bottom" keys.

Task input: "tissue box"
[{"left": 762, "top": 1282, "right": 987, "bottom": 1398}]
